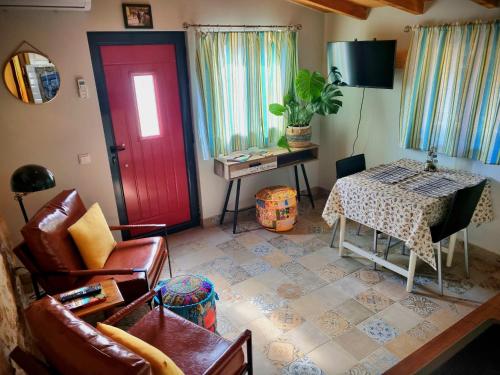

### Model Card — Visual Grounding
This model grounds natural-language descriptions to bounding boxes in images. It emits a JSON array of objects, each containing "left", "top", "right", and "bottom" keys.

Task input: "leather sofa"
[
  {"left": 14, "top": 189, "right": 171, "bottom": 301},
  {"left": 11, "top": 292, "right": 252, "bottom": 375}
]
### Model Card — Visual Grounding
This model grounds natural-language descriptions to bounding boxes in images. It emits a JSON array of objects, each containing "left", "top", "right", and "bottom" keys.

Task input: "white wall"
[
  {"left": 0, "top": 0, "right": 324, "bottom": 242},
  {"left": 320, "top": 0, "right": 500, "bottom": 253}
]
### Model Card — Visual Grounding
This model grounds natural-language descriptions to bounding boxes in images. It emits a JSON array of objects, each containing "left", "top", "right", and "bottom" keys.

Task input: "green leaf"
[
  {"left": 295, "top": 69, "right": 325, "bottom": 102},
  {"left": 313, "top": 84, "right": 343, "bottom": 116},
  {"left": 269, "top": 103, "right": 286, "bottom": 116},
  {"left": 283, "top": 93, "right": 294, "bottom": 105},
  {"left": 277, "top": 135, "right": 291, "bottom": 152}
]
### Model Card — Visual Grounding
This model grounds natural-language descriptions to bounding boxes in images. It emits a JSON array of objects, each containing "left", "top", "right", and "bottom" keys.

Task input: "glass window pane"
[{"left": 133, "top": 74, "right": 160, "bottom": 137}]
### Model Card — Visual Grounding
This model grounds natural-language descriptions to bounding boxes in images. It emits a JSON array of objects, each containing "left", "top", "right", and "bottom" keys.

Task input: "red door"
[{"left": 101, "top": 44, "right": 191, "bottom": 230}]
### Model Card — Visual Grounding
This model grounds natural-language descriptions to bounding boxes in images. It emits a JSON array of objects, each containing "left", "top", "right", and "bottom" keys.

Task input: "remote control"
[{"left": 59, "top": 284, "right": 102, "bottom": 302}]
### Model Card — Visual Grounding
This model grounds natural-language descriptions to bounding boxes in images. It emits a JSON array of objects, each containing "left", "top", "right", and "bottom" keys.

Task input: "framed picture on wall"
[{"left": 122, "top": 4, "right": 153, "bottom": 29}]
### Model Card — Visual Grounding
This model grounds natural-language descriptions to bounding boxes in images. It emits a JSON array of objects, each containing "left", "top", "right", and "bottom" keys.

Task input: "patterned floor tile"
[
  {"left": 333, "top": 274, "right": 370, "bottom": 297},
  {"left": 360, "top": 347, "right": 399, "bottom": 374},
  {"left": 335, "top": 327, "right": 380, "bottom": 360},
  {"left": 269, "top": 236, "right": 305, "bottom": 258},
  {"left": 282, "top": 356, "right": 325, "bottom": 375},
  {"left": 246, "top": 316, "right": 283, "bottom": 345},
  {"left": 314, "top": 310, "right": 352, "bottom": 338},
  {"left": 353, "top": 269, "right": 385, "bottom": 285},
  {"left": 249, "top": 291, "right": 287, "bottom": 314},
  {"left": 216, "top": 313, "right": 237, "bottom": 336},
  {"left": 376, "top": 303, "right": 422, "bottom": 332},
  {"left": 444, "top": 279, "right": 475, "bottom": 295},
  {"left": 479, "top": 275, "right": 500, "bottom": 290},
  {"left": 207, "top": 256, "right": 252, "bottom": 285},
  {"left": 250, "top": 242, "right": 276, "bottom": 256},
  {"left": 240, "top": 258, "right": 272, "bottom": 276},
  {"left": 355, "top": 289, "right": 394, "bottom": 313},
  {"left": 317, "top": 263, "right": 347, "bottom": 282},
  {"left": 384, "top": 333, "right": 423, "bottom": 359},
  {"left": 269, "top": 307, "right": 305, "bottom": 331},
  {"left": 277, "top": 283, "right": 303, "bottom": 300},
  {"left": 308, "top": 341, "right": 358, "bottom": 375},
  {"left": 280, "top": 261, "right": 329, "bottom": 293},
  {"left": 334, "top": 299, "right": 374, "bottom": 325},
  {"left": 279, "top": 321, "right": 331, "bottom": 354},
  {"left": 406, "top": 320, "right": 439, "bottom": 342},
  {"left": 264, "top": 339, "right": 303, "bottom": 367},
  {"left": 399, "top": 294, "right": 441, "bottom": 318},
  {"left": 346, "top": 363, "right": 372, "bottom": 375},
  {"left": 334, "top": 258, "right": 365, "bottom": 274},
  {"left": 358, "top": 317, "right": 400, "bottom": 344},
  {"left": 263, "top": 250, "right": 293, "bottom": 267},
  {"left": 300, "top": 237, "right": 329, "bottom": 254}
]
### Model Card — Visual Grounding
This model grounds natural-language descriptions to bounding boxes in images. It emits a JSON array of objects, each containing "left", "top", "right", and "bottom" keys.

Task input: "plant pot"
[{"left": 286, "top": 124, "right": 312, "bottom": 148}]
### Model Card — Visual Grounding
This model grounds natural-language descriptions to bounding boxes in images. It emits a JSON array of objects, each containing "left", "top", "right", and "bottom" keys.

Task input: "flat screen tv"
[{"left": 327, "top": 40, "right": 397, "bottom": 89}]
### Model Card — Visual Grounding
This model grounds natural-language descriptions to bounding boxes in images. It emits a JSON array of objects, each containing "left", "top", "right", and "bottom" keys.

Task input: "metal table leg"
[
  {"left": 232, "top": 179, "right": 241, "bottom": 234},
  {"left": 294, "top": 165, "right": 301, "bottom": 202},
  {"left": 220, "top": 180, "right": 234, "bottom": 225},
  {"left": 300, "top": 163, "right": 315, "bottom": 209}
]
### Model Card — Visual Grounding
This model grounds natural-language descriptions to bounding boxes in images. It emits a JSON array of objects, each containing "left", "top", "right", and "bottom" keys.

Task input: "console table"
[{"left": 214, "top": 144, "right": 319, "bottom": 233}]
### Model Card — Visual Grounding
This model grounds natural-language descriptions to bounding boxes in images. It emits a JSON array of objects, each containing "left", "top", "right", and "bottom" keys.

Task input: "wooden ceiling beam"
[
  {"left": 375, "top": 0, "right": 425, "bottom": 14},
  {"left": 470, "top": 0, "right": 499, "bottom": 8},
  {"left": 290, "top": 0, "right": 370, "bottom": 20}
]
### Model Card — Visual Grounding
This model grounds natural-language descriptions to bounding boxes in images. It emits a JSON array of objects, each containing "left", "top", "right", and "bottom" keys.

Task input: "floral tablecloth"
[{"left": 322, "top": 159, "right": 494, "bottom": 269}]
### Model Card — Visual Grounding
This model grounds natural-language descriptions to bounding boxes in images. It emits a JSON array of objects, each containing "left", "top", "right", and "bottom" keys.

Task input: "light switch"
[{"left": 78, "top": 153, "right": 91, "bottom": 165}]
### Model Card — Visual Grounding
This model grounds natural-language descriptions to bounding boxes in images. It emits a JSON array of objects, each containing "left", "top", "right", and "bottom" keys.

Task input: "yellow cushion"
[
  {"left": 68, "top": 203, "right": 116, "bottom": 269},
  {"left": 96, "top": 323, "right": 184, "bottom": 375}
]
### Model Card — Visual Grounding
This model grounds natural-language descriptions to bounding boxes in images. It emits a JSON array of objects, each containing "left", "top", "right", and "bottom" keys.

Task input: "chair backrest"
[
  {"left": 336, "top": 154, "right": 366, "bottom": 179},
  {"left": 18, "top": 189, "right": 87, "bottom": 292},
  {"left": 432, "top": 179, "right": 487, "bottom": 242},
  {"left": 25, "top": 296, "right": 151, "bottom": 375}
]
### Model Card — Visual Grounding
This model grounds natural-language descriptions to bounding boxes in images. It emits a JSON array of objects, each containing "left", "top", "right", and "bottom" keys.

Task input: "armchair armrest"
[
  {"left": 39, "top": 268, "right": 147, "bottom": 277},
  {"left": 102, "top": 288, "right": 160, "bottom": 326},
  {"left": 204, "top": 330, "right": 253, "bottom": 375},
  {"left": 10, "top": 347, "right": 53, "bottom": 375}
]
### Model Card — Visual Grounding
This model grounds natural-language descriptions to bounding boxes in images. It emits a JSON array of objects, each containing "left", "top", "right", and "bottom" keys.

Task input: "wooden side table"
[{"left": 55, "top": 279, "right": 124, "bottom": 318}]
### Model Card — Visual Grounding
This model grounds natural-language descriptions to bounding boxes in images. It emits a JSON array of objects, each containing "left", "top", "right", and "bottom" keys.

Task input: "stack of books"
[{"left": 57, "top": 283, "right": 107, "bottom": 310}]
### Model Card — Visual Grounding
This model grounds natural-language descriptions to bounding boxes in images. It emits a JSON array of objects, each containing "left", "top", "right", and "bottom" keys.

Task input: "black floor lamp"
[
  {"left": 10, "top": 164, "right": 56, "bottom": 223},
  {"left": 10, "top": 164, "right": 56, "bottom": 299}
]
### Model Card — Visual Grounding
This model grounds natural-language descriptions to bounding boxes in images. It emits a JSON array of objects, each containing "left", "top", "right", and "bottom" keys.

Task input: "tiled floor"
[{"left": 161, "top": 196, "right": 500, "bottom": 375}]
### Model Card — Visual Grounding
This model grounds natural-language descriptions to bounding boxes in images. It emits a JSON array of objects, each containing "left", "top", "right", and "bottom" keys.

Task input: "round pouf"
[
  {"left": 154, "top": 275, "right": 218, "bottom": 332},
  {"left": 256, "top": 185, "right": 297, "bottom": 232}
]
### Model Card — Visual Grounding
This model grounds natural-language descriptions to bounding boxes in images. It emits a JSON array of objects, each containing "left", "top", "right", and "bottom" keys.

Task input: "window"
[
  {"left": 400, "top": 21, "right": 499, "bottom": 164},
  {"left": 133, "top": 74, "right": 160, "bottom": 137},
  {"left": 195, "top": 31, "right": 298, "bottom": 157}
]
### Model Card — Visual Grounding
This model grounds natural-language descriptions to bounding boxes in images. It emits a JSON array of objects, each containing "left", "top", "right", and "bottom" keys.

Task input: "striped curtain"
[
  {"left": 400, "top": 21, "right": 500, "bottom": 164},
  {"left": 196, "top": 31, "right": 298, "bottom": 157}
]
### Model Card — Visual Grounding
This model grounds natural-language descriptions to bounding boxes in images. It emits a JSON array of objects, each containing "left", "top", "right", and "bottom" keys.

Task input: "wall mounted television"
[{"left": 327, "top": 40, "right": 397, "bottom": 89}]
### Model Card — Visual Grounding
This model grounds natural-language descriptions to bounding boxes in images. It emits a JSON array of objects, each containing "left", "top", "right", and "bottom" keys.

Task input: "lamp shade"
[{"left": 10, "top": 164, "right": 56, "bottom": 193}]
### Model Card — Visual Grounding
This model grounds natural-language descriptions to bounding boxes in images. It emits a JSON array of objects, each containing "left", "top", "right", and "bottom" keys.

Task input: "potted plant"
[{"left": 269, "top": 67, "right": 344, "bottom": 149}]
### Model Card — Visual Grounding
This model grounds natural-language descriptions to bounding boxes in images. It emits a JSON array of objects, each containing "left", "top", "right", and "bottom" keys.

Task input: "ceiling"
[{"left": 289, "top": 0, "right": 499, "bottom": 20}]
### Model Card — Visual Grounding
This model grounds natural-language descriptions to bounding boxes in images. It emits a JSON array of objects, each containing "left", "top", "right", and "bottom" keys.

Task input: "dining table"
[{"left": 322, "top": 159, "right": 494, "bottom": 292}]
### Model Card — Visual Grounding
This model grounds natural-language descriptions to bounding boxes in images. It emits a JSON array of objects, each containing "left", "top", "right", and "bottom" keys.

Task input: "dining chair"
[
  {"left": 431, "top": 180, "right": 486, "bottom": 295},
  {"left": 330, "top": 154, "right": 366, "bottom": 248}
]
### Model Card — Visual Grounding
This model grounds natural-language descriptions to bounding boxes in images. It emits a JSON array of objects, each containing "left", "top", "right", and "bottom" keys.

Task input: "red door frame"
[{"left": 88, "top": 32, "right": 200, "bottom": 238}]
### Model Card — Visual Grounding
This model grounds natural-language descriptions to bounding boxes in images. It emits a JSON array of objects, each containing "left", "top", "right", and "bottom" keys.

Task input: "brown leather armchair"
[
  {"left": 14, "top": 189, "right": 171, "bottom": 301},
  {"left": 11, "top": 293, "right": 252, "bottom": 375}
]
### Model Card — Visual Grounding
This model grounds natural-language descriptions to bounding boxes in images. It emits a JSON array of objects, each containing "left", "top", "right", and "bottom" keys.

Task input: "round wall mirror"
[{"left": 3, "top": 51, "right": 60, "bottom": 104}]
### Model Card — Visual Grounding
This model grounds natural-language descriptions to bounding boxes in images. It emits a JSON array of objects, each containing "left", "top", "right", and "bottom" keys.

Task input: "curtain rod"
[
  {"left": 404, "top": 19, "right": 498, "bottom": 32},
  {"left": 183, "top": 22, "right": 302, "bottom": 30}
]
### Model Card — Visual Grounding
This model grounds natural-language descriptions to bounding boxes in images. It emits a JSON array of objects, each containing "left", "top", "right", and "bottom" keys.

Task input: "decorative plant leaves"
[{"left": 295, "top": 69, "right": 325, "bottom": 102}]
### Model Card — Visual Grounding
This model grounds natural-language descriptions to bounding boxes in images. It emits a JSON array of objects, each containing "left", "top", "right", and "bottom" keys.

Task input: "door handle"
[{"left": 110, "top": 144, "right": 126, "bottom": 153}]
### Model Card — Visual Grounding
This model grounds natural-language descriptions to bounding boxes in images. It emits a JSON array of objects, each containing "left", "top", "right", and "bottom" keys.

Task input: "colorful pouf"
[
  {"left": 154, "top": 275, "right": 218, "bottom": 332},
  {"left": 256, "top": 185, "right": 297, "bottom": 232}
]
